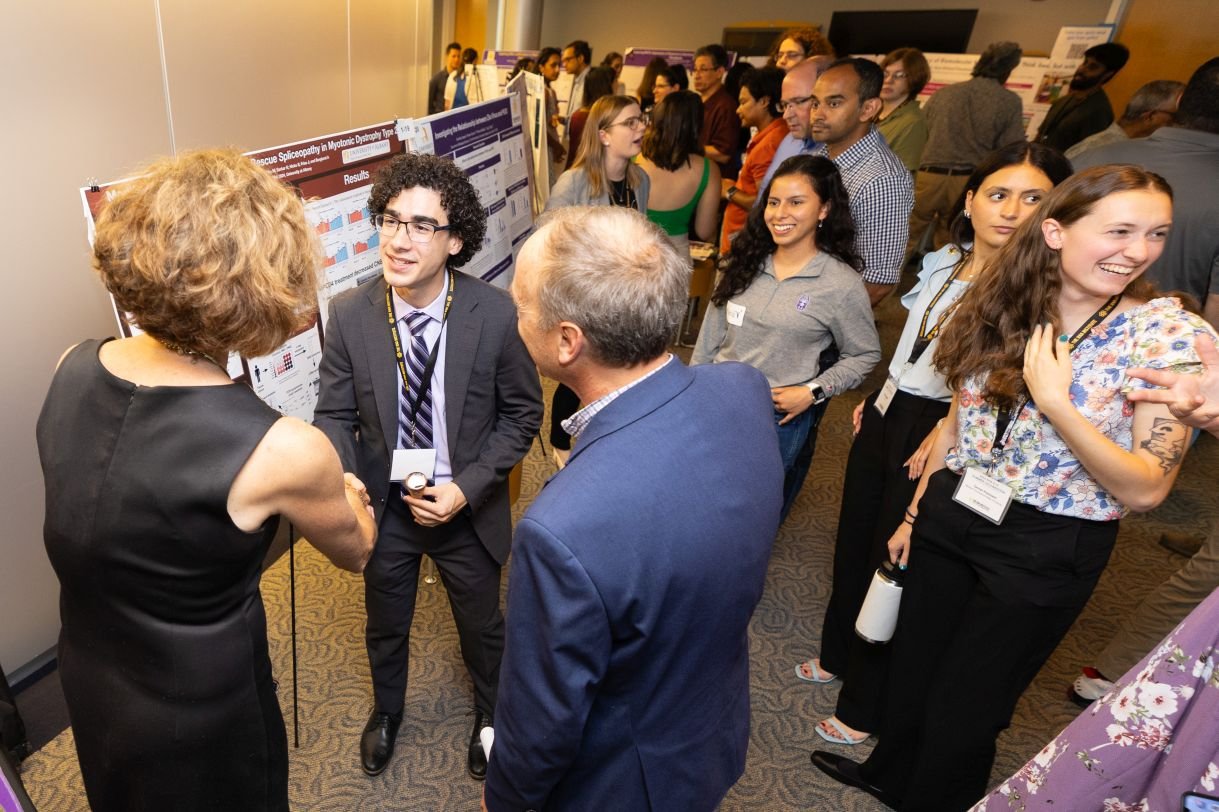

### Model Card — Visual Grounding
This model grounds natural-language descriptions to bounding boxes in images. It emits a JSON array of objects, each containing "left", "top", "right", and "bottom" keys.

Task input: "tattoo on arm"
[{"left": 1139, "top": 417, "right": 1188, "bottom": 473}]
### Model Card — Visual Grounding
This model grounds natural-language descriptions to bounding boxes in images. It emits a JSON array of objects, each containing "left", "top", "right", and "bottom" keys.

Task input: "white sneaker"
[{"left": 1070, "top": 667, "right": 1115, "bottom": 707}]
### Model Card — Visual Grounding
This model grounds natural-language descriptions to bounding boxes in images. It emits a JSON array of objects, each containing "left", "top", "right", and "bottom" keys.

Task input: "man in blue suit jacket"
[{"left": 483, "top": 206, "right": 783, "bottom": 810}]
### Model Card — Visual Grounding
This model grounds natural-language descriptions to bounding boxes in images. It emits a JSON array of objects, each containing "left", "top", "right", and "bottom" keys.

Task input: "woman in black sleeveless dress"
[{"left": 36, "top": 150, "right": 377, "bottom": 811}]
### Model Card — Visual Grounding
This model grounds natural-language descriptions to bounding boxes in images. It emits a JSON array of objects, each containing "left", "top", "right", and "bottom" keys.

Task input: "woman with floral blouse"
[{"left": 812, "top": 164, "right": 1219, "bottom": 811}]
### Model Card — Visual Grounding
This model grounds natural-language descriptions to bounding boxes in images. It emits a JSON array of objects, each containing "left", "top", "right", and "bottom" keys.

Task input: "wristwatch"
[
  {"left": 726, "top": 185, "right": 739, "bottom": 202},
  {"left": 807, "top": 383, "right": 828, "bottom": 405}
]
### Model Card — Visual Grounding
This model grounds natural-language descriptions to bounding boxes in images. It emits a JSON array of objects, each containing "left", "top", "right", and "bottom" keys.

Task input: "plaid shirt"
[
  {"left": 815, "top": 127, "right": 913, "bottom": 286},
  {"left": 561, "top": 355, "right": 673, "bottom": 443}
]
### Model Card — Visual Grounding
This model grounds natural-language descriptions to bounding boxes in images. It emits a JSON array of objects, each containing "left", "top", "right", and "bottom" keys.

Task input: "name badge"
[
  {"left": 390, "top": 448, "right": 437, "bottom": 483},
  {"left": 874, "top": 376, "right": 899, "bottom": 417},
  {"left": 952, "top": 468, "right": 1014, "bottom": 525},
  {"left": 726, "top": 301, "right": 746, "bottom": 327}
]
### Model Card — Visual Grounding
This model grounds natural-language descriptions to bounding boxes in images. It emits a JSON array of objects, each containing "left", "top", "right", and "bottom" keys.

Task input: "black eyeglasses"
[{"left": 372, "top": 214, "right": 453, "bottom": 243}]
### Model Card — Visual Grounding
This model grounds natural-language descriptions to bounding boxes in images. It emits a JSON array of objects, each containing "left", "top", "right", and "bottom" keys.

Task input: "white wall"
[
  {"left": 0, "top": 0, "right": 432, "bottom": 679},
  {"left": 539, "top": 0, "right": 1114, "bottom": 63}
]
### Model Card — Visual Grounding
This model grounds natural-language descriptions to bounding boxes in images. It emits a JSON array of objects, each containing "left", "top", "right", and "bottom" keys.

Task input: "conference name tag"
[
  {"left": 390, "top": 448, "right": 437, "bottom": 483},
  {"left": 952, "top": 468, "right": 1014, "bottom": 525},
  {"left": 874, "top": 376, "right": 899, "bottom": 417},
  {"left": 726, "top": 301, "right": 746, "bottom": 327}
]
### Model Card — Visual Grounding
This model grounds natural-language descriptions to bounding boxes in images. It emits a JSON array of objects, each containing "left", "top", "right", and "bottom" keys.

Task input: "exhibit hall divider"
[{"left": 79, "top": 93, "right": 536, "bottom": 742}]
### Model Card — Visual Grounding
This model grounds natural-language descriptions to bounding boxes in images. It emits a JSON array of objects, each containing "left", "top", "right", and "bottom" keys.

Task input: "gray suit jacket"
[{"left": 313, "top": 272, "right": 543, "bottom": 563}]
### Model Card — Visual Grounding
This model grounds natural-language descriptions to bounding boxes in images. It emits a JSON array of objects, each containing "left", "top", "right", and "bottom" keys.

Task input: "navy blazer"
[
  {"left": 484, "top": 359, "right": 782, "bottom": 810},
  {"left": 312, "top": 272, "right": 542, "bottom": 563}
]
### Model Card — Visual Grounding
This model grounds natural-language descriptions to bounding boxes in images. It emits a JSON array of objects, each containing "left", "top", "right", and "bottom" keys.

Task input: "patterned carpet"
[{"left": 19, "top": 285, "right": 1218, "bottom": 811}]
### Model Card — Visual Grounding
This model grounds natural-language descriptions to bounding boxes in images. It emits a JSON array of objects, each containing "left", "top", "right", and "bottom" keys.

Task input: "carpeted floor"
[{"left": 16, "top": 280, "right": 1217, "bottom": 810}]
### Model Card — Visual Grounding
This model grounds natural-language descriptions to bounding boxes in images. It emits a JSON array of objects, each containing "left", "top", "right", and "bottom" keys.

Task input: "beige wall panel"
[
  {"left": 1108, "top": 0, "right": 1219, "bottom": 114},
  {"left": 540, "top": 0, "right": 1111, "bottom": 62},
  {"left": 456, "top": 0, "right": 489, "bottom": 56},
  {"left": 352, "top": 0, "right": 432, "bottom": 123},
  {"left": 1, "top": 2, "right": 172, "bottom": 674},
  {"left": 159, "top": 0, "right": 350, "bottom": 151}
]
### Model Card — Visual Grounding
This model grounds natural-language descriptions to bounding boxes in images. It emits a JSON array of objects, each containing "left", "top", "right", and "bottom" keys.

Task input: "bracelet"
[
  {"left": 904, "top": 507, "right": 917, "bottom": 521},
  {"left": 902, "top": 516, "right": 915, "bottom": 526}
]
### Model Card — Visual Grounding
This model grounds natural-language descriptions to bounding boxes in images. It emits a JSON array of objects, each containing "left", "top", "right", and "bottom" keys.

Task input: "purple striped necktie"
[{"left": 397, "top": 310, "right": 434, "bottom": 450}]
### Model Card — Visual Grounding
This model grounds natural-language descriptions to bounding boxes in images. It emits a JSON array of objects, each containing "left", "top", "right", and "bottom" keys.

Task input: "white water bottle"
[{"left": 855, "top": 561, "right": 905, "bottom": 644}]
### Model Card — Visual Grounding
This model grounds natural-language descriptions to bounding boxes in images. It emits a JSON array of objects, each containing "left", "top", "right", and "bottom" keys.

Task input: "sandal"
[
  {"left": 794, "top": 658, "right": 836, "bottom": 684},
  {"left": 815, "top": 715, "right": 870, "bottom": 746}
]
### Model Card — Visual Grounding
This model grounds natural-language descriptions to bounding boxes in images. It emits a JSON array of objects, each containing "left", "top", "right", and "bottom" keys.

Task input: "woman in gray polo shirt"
[{"left": 693, "top": 154, "right": 880, "bottom": 521}]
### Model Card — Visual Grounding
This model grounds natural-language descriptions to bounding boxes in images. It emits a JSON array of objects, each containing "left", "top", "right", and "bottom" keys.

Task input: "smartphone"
[{"left": 1183, "top": 791, "right": 1219, "bottom": 812}]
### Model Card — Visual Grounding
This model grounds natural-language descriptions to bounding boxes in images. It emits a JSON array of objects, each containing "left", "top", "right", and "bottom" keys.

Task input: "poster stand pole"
[{"left": 288, "top": 522, "right": 299, "bottom": 749}]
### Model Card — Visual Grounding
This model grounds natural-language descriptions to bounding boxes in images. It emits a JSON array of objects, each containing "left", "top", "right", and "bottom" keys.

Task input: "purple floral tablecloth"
[{"left": 971, "top": 588, "right": 1219, "bottom": 811}]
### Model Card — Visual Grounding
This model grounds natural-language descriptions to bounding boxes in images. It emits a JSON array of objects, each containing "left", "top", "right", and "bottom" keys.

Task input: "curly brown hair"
[
  {"left": 934, "top": 165, "right": 1171, "bottom": 409},
  {"left": 367, "top": 153, "right": 486, "bottom": 267},
  {"left": 93, "top": 148, "right": 320, "bottom": 361},
  {"left": 769, "top": 26, "right": 834, "bottom": 64}
]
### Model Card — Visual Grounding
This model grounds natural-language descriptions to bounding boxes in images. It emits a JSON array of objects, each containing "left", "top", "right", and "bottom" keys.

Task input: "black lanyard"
[
  {"left": 907, "top": 258, "right": 968, "bottom": 366},
  {"left": 992, "top": 294, "right": 1123, "bottom": 456},
  {"left": 386, "top": 270, "right": 455, "bottom": 433}
]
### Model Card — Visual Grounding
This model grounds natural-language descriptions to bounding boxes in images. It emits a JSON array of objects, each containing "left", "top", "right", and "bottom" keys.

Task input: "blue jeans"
[
  {"left": 778, "top": 398, "right": 829, "bottom": 522},
  {"left": 775, "top": 407, "right": 815, "bottom": 521}
]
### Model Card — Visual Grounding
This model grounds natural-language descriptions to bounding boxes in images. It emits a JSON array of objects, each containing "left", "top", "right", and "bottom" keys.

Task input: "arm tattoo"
[{"left": 1139, "top": 417, "right": 1188, "bottom": 473}]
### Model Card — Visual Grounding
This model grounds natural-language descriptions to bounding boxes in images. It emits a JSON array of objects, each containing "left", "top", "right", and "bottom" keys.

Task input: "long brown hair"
[
  {"left": 934, "top": 164, "right": 1170, "bottom": 409},
  {"left": 572, "top": 95, "right": 647, "bottom": 198}
]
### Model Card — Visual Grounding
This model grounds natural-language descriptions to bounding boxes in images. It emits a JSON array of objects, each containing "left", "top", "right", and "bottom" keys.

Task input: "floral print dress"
[{"left": 970, "top": 586, "right": 1219, "bottom": 811}]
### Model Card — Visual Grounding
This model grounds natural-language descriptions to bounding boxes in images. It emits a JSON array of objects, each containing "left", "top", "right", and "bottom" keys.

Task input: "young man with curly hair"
[{"left": 313, "top": 153, "right": 543, "bottom": 782}]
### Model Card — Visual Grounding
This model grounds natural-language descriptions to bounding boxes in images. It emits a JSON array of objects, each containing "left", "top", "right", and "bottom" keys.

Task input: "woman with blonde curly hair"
[{"left": 36, "top": 148, "right": 376, "bottom": 812}]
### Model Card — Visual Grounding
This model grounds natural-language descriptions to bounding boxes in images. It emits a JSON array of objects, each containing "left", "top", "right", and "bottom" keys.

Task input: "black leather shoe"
[
  {"left": 360, "top": 710, "right": 401, "bottom": 776},
  {"left": 810, "top": 750, "right": 898, "bottom": 809},
  {"left": 468, "top": 708, "right": 493, "bottom": 780}
]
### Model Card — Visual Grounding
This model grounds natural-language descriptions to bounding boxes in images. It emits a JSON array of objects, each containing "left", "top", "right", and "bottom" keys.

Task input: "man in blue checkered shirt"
[{"left": 810, "top": 57, "right": 914, "bottom": 307}]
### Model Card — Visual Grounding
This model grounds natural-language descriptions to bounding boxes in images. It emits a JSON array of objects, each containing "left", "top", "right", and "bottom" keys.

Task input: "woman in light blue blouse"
[
  {"left": 813, "top": 165, "right": 1219, "bottom": 811},
  {"left": 800, "top": 143, "right": 1073, "bottom": 749}
]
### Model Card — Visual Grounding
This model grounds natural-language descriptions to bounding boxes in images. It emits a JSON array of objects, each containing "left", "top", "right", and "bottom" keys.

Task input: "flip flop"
[
  {"left": 794, "top": 659, "right": 836, "bottom": 684},
  {"left": 815, "top": 716, "right": 870, "bottom": 746}
]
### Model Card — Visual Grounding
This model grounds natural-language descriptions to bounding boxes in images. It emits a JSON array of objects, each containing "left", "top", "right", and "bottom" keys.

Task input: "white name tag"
[
  {"left": 952, "top": 468, "right": 1015, "bottom": 525},
  {"left": 390, "top": 448, "right": 437, "bottom": 483},
  {"left": 874, "top": 376, "right": 899, "bottom": 417},
  {"left": 726, "top": 301, "right": 746, "bottom": 327}
]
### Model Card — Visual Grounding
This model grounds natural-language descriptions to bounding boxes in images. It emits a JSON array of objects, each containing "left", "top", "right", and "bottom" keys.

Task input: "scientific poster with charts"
[
  {"left": 80, "top": 121, "right": 406, "bottom": 419},
  {"left": 246, "top": 121, "right": 404, "bottom": 325},
  {"left": 397, "top": 94, "right": 535, "bottom": 287}
]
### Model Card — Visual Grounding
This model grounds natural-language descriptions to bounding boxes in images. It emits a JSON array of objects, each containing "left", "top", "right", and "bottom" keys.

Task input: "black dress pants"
[
  {"left": 820, "top": 389, "right": 949, "bottom": 732},
  {"left": 859, "top": 469, "right": 1117, "bottom": 811},
  {"left": 365, "top": 496, "right": 505, "bottom": 718}
]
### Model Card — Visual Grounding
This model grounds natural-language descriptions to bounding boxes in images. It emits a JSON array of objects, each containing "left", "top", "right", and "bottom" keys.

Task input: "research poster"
[
  {"left": 247, "top": 121, "right": 404, "bottom": 325},
  {"left": 506, "top": 68, "right": 550, "bottom": 212},
  {"left": 484, "top": 49, "right": 540, "bottom": 92},
  {"left": 917, "top": 50, "right": 1093, "bottom": 141},
  {"left": 80, "top": 120, "right": 406, "bottom": 416},
  {"left": 246, "top": 317, "right": 324, "bottom": 422},
  {"left": 398, "top": 94, "right": 535, "bottom": 287}
]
